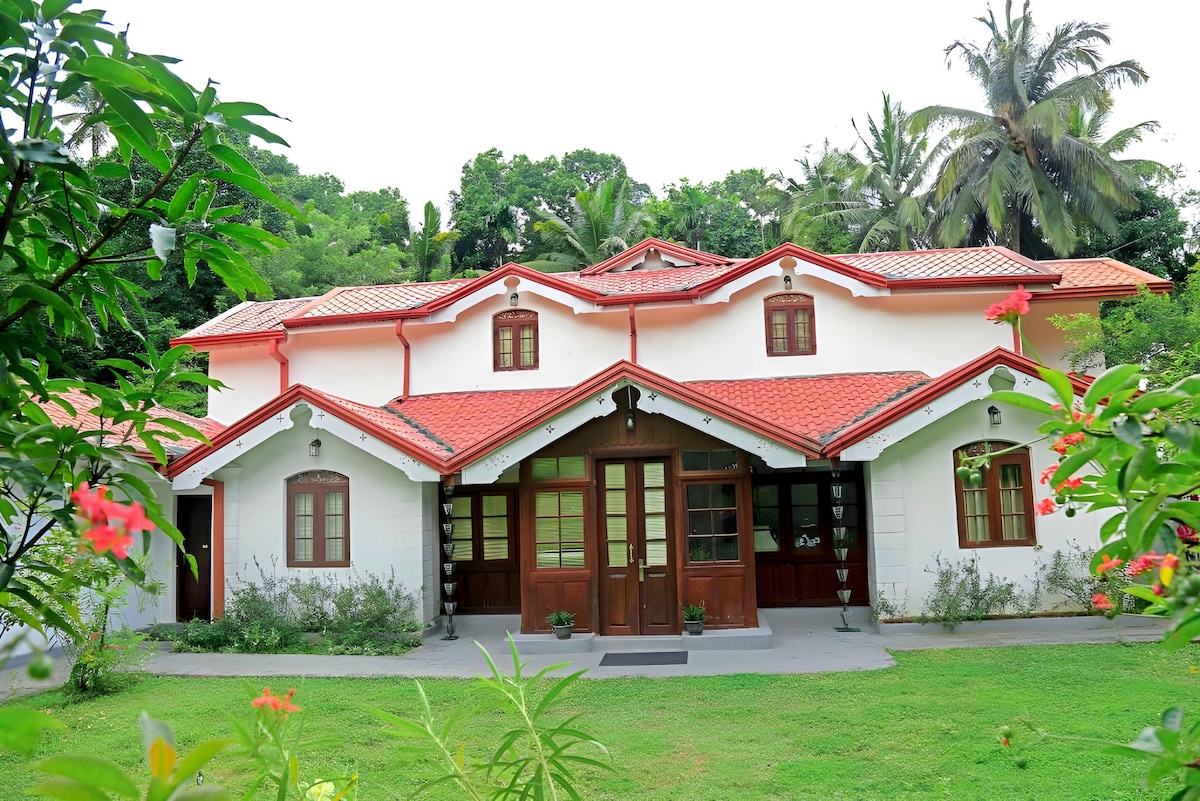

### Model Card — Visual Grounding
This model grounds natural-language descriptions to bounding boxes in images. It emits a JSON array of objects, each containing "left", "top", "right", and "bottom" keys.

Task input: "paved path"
[{"left": 2, "top": 608, "right": 1170, "bottom": 699}]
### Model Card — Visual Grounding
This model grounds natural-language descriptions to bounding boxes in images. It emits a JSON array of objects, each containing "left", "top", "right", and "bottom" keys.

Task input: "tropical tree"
[
  {"left": 408, "top": 201, "right": 458, "bottom": 282},
  {"left": 779, "top": 141, "right": 859, "bottom": 254},
  {"left": 526, "top": 179, "right": 650, "bottom": 271},
  {"left": 913, "top": 0, "right": 1150, "bottom": 256}
]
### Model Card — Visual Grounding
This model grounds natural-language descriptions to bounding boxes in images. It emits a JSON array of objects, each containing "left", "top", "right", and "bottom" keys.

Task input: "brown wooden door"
[
  {"left": 599, "top": 459, "right": 676, "bottom": 635},
  {"left": 446, "top": 489, "right": 520, "bottom": 613},
  {"left": 176, "top": 496, "right": 212, "bottom": 621}
]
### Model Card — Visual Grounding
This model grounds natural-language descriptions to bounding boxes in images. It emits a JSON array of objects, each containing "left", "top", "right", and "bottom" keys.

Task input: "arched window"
[
  {"left": 494, "top": 310, "right": 539, "bottom": 371},
  {"left": 764, "top": 293, "right": 816, "bottom": 356},
  {"left": 287, "top": 470, "right": 350, "bottom": 567},
  {"left": 953, "top": 442, "right": 1036, "bottom": 548}
]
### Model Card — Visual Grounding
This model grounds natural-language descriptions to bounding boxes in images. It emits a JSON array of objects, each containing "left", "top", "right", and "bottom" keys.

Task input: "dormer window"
[
  {"left": 764, "top": 293, "right": 816, "bottom": 356},
  {"left": 494, "top": 310, "right": 538, "bottom": 371}
]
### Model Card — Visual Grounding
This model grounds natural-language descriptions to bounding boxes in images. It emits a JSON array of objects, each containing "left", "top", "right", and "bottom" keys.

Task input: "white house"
[{"left": 153, "top": 239, "right": 1167, "bottom": 633}]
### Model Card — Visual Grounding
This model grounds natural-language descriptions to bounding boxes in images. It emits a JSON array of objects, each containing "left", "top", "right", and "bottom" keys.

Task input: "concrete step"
[{"left": 512, "top": 619, "right": 773, "bottom": 656}]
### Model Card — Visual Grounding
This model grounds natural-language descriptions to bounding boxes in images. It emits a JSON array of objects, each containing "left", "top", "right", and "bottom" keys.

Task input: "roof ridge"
[
  {"left": 820, "top": 377, "right": 934, "bottom": 444},
  {"left": 380, "top": 403, "right": 456, "bottom": 454}
]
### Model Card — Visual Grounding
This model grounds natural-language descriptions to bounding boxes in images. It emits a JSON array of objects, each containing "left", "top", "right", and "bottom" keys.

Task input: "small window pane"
[
  {"left": 645, "top": 514, "right": 667, "bottom": 540},
  {"left": 689, "top": 511, "right": 712, "bottom": 536},
  {"left": 605, "top": 463, "right": 626, "bottom": 488},
  {"left": 790, "top": 484, "right": 818, "bottom": 505},
  {"left": 644, "top": 488, "right": 665, "bottom": 514},
  {"left": 561, "top": 516, "right": 584, "bottom": 543},
  {"left": 481, "top": 516, "right": 508, "bottom": 538},
  {"left": 643, "top": 462, "right": 666, "bottom": 487},
  {"left": 715, "top": 535, "right": 739, "bottom": 561},
  {"left": 608, "top": 541, "right": 627, "bottom": 565},
  {"left": 481, "top": 495, "right": 507, "bottom": 516},
  {"left": 689, "top": 537, "right": 713, "bottom": 562},
  {"left": 483, "top": 538, "right": 509, "bottom": 560},
  {"left": 560, "top": 491, "right": 584, "bottom": 516},
  {"left": 559, "top": 456, "right": 585, "bottom": 478},
  {"left": 532, "top": 458, "right": 558, "bottom": 480},
  {"left": 606, "top": 490, "right": 627, "bottom": 515},
  {"left": 535, "top": 492, "right": 559, "bottom": 517},
  {"left": 646, "top": 540, "right": 668, "bottom": 565},
  {"left": 682, "top": 450, "right": 709, "bottom": 471}
]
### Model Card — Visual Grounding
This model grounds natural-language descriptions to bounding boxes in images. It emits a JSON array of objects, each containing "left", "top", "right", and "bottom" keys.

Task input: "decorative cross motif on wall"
[
  {"left": 275, "top": 414, "right": 284, "bottom": 423},
  {"left": 648, "top": 392, "right": 658, "bottom": 401},
  {"left": 235, "top": 440, "right": 243, "bottom": 449},
  {"left": 971, "top": 380, "right": 982, "bottom": 388},
  {"left": 545, "top": 424, "right": 554, "bottom": 434},
  {"left": 359, "top": 433, "right": 368, "bottom": 442},
  {"left": 702, "top": 416, "right": 713, "bottom": 425},
  {"left": 924, "top": 406, "right": 934, "bottom": 415},
  {"left": 316, "top": 411, "right": 325, "bottom": 420}
]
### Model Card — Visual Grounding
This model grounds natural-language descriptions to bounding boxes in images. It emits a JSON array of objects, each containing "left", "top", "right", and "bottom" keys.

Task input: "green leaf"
[
  {"left": 167, "top": 173, "right": 202, "bottom": 221},
  {"left": 1083, "top": 364, "right": 1142, "bottom": 407},
  {"left": 1113, "top": 416, "right": 1143, "bottom": 447},
  {"left": 23, "top": 777, "right": 111, "bottom": 801},
  {"left": 93, "top": 162, "right": 130, "bottom": 179},
  {"left": 987, "top": 390, "right": 1055, "bottom": 415},
  {"left": 33, "top": 755, "right": 139, "bottom": 798},
  {"left": 130, "top": 53, "right": 197, "bottom": 114},
  {"left": 219, "top": 114, "right": 289, "bottom": 147},
  {"left": 207, "top": 144, "right": 260, "bottom": 179},
  {"left": 0, "top": 708, "right": 65, "bottom": 754},
  {"left": 1037, "top": 366, "right": 1076, "bottom": 408},
  {"left": 210, "top": 101, "right": 278, "bottom": 119},
  {"left": 93, "top": 83, "right": 157, "bottom": 151},
  {"left": 10, "top": 283, "right": 78, "bottom": 319},
  {"left": 206, "top": 170, "right": 302, "bottom": 219},
  {"left": 75, "top": 56, "right": 158, "bottom": 95}
]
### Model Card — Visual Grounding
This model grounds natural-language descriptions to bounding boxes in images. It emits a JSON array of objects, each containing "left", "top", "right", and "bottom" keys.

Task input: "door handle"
[
  {"left": 638, "top": 558, "right": 645, "bottom": 583},
  {"left": 628, "top": 543, "right": 634, "bottom": 564}
]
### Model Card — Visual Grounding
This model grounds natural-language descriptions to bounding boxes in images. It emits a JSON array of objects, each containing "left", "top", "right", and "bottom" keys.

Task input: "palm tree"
[
  {"left": 59, "top": 85, "right": 109, "bottom": 158},
  {"left": 407, "top": 201, "right": 458, "bottom": 282},
  {"left": 913, "top": 0, "right": 1149, "bottom": 256},
  {"left": 779, "top": 142, "right": 861, "bottom": 253},
  {"left": 526, "top": 179, "right": 650, "bottom": 271}
]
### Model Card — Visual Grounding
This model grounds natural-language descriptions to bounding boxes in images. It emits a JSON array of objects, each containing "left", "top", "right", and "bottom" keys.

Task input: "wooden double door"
[{"left": 598, "top": 458, "right": 677, "bottom": 635}]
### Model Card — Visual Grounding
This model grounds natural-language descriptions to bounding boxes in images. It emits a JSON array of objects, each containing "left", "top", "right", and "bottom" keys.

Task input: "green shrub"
[
  {"left": 918, "top": 553, "right": 1022, "bottom": 630},
  {"left": 323, "top": 571, "right": 423, "bottom": 654}
]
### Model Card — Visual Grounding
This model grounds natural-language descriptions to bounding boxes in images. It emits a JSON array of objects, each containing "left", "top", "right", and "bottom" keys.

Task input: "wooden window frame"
[
  {"left": 286, "top": 471, "right": 351, "bottom": 567},
  {"left": 493, "top": 310, "right": 539, "bottom": 371},
  {"left": 763, "top": 293, "right": 816, "bottom": 357},
  {"left": 684, "top": 480, "right": 741, "bottom": 564},
  {"left": 448, "top": 490, "right": 517, "bottom": 566},
  {"left": 953, "top": 443, "right": 1036, "bottom": 549}
]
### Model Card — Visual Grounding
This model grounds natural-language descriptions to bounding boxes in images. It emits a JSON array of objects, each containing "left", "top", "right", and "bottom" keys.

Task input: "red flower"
[
  {"left": 1092, "top": 593, "right": 1115, "bottom": 611},
  {"left": 1051, "top": 433, "right": 1086, "bottom": 454},
  {"left": 1001, "top": 736, "right": 1010, "bottom": 747},
  {"left": 1096, "top": 555, "right": 1124, "bottom": 574},
  {"left": 1127, "top": 553, "right": 1160, "bottom": 576},
  {"left": 1178, "top": 524, "right": 1199, "bottom": 544},
  {"left": 252, "top": 687, "right": 277, "bottom": 709},
  {"left": 1055, "top": 477, "right": 1083, "bottom": 492},
  {"left": 984, "top": 287, "right": 1033, "bottom": 325},
  {"left": 115, "top": 501, "right": 153, "bottom": 534},
  {"left": 1152, "top": 583, "right": 1165, "bottom": 597},
  {"left": 71, "top": 482, "right": 112, "bottom": 523},
  {"left": 1036, "top": 498, "right": 1057, "bottom": 515},
  {"left": 84, "top": 524, "right": 135, "bottom": 560},
  {"left": 1072, "top": 411, "right": 1096, "bottom": 426},
  {"left": 252, "top": 686, "right": 300, "bottom": 714},
  {"left": 1039, "top": 465, "right": 1058, "bottom": 485}
]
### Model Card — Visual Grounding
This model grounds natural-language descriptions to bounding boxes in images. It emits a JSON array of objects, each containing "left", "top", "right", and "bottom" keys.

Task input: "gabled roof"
[
  {"left": 170, "top": 242, "right": 1166, "bottom": 345},
  {"left": 1036, "top": 257, "right": 1172, "bottom": 300},
  {"left": 580, "top": 237, "right": 733, "bottom": 274},
  {"left": 823, "top": 348, "right": 1093, "bottom": 457}
]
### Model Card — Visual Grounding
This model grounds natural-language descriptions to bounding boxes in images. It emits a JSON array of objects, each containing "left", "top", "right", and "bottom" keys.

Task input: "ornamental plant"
[{"left": 966, "top": 287, "right": 1200, "bottom": 794}]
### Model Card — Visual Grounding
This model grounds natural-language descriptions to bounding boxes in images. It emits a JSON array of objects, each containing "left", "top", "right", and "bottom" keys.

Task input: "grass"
[{"left": 2, "top": 641, "right": 1197, "bottom": 799}]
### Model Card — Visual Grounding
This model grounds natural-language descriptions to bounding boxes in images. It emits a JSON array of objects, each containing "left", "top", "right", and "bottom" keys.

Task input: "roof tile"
[
  {"left": 1041, "top": 257, "right": 1171, "bottom": 290},
  {"left": 37, "top": 388, "right": 225, "bottom": 451},
  {"left": 833, "top": 247, "right": 1052, "bottom": 281},
  {"left": 183, "top": 297, "right": 315, "bottom": 338}
]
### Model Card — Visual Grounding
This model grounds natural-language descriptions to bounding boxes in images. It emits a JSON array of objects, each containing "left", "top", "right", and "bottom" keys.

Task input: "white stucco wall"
[
  {"left": 285, "top": 326, "right": 406, "bottom": 405},
  {"left": 406, "top": 294, "right": 628, "bottom": 395},
  {"left": 635, "top": 276, "right": 1020, "bottom": 382},
  {"left": 207, "top": 346, "right": 280, "bottom": 424},
  {"left": 213, "top": 421, "right": 433, "bottom": 619},
  {"left": 867, "top": 402, "right": 1108, "bottom": 615},
  {"left": 1020, "top": 298, "right": 1104, "bottom": 373}
]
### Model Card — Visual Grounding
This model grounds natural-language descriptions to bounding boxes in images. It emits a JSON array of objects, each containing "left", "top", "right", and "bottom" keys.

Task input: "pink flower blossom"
[
  {"left": 984, "top": 288, "right": 1033, "bottom": 325},
  {"left": 1096, "top": 555, "right": 1124, "bottom": 574},
  {"left": 1051, "top": 433, "right": 1086, "bottom": 454},
  {"left": 1092, "top": 593, "right": 1115, "bottom": 611},
  {"left": 1036, "top": 498, "right": 1057, "bottom": 515}
]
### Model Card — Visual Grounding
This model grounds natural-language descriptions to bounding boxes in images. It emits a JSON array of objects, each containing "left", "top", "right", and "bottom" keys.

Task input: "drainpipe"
[
  {"left": 267, "top": 339, "right": 289, "bottom": 394},
  {"left": 201, "top": 478, "right": 225, "bottom": 619},
  {"left": 628, "top": 303, "right": 638, "bottom": 364},
  {"left": 395, "top": 319, "right": 411, "bottom": 400}
]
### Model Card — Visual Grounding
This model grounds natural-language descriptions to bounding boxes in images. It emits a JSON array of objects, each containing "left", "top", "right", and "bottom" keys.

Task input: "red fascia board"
[
  {"left": 169, "top": 330, "right": 287, "bottom": 350},
  {"left": 1031, "top": 283, "right": 1173, "bottom": 301},
  {"left": 165, "top": 384, "right": 449, "bottom": 479},
  {"left": 824, "top": 347, "right": 1092, "bottom": 457},
  {"left": 582, "top": 238, "right": 730, "bottom": 275},
  {"left": 444, "top": 361, "right": 821, "bottom": 469},
  {"left": 282, "top": 309, "right": 411, "bottom": 329}
]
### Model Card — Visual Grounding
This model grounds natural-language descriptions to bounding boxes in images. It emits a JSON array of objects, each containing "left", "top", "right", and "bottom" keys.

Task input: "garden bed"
[{"left": 875, "top": 612, "right": 1170, "bottom": 635}]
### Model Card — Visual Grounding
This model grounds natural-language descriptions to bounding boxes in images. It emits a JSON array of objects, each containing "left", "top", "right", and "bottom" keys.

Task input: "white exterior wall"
[
  {"left": 215, "top": 422, "right": 433, "bottom": 619},
  {"left": 406, "top": 295, "right": 628, "bottom": 395},
  {"left": 285, "top": 326, "right": 405, "bottom": 406},
  {"left": 208, "top": 346, "right": 280, "bottom": 424},
  {"left": 636, "top": 276, "right": 1017, "bottom": 381},
  {"left": 868, "top": 402, "right": 1107, "bottom": 614},
  {"left": 1021, "top": 298, "right": 1104, "bottom": 373}
]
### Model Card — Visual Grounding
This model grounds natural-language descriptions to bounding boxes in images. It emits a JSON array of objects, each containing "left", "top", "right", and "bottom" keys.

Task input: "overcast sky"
[{"left": 95, "top": 1, "right": 1195, "bottom": 212}]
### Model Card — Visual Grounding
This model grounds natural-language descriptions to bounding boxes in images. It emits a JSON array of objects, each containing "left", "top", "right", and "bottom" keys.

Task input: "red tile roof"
[
  {"left": 386, "top": 388, "right": 572, "bottom": 453},
  {"left": 687, "top": 372, "right": 930, "bottom": 443},
  {"left": 1039, "top": 257, "right": 1172, "bottom": 297},
  {"left": 313, "top": 391, "right": 456, "bottom": 459},
  {"left": 37, "top": 388, "right": 225, "bottom": 451},
  {"left": 580, "top": 238, "right": 732, "bottom": 275},
  {"left": 833, "top": 246, "right": 1055, "bottom": 282},
  {"left": 288, "top": 279, "right": 475, "bottom": 321},
  {"left": 183, "top": 297, "right": 315, "bottom": 338},
  {"left": 557, "top": 262, "right": 748, "bottom": 295}
]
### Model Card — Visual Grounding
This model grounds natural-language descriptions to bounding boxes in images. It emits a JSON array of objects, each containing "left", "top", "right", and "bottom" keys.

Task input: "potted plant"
[
  {"left": 546, "top": 610, "right": 576, "bottom": 639},
  {"left": 682, "top": 603, "right": 706, "bottom": 635}
]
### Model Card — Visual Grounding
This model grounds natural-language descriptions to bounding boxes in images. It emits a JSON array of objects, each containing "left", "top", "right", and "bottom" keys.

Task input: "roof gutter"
[{"left": 628, "top": 304, "right": 638, "bottom": 363}]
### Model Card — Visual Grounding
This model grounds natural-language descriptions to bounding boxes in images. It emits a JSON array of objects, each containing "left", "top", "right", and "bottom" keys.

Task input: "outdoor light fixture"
[
  {"left": 625, "top": 384, "right": 635, "bottom": 430},
  {"left": 783, "top": 275, "right": 792, "bottom": 290},
  {"left": 308, "top": 438, "right": 322, "bottom": 457},
  {"left": 625, "top": 409, "right": 635, "bottom": 430},
  {"left": 510, "top": 292, "right": 518, "bottom": 306},
  {"left": 988, "top": 405, "right": 1002, "bottom": 426}
]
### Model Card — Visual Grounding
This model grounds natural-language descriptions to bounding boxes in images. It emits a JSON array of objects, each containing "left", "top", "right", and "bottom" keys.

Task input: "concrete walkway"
[{"left": 2, "top": 608, "right": 1170, "bottom": 699}]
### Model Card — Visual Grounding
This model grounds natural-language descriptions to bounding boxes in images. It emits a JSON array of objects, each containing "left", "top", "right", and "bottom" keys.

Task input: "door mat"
[{"left": 599, "top": 651, "right": 688, "bottom": 667}]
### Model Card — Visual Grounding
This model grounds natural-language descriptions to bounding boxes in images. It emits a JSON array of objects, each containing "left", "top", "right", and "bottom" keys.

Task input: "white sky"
[{"left": 95, "top": 0, "right": 1196, "bottom": 213}]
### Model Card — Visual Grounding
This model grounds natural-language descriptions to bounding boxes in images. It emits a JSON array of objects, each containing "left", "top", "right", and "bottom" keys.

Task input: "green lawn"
[{"left": 2, "top": 642, "right": 1196, "bottom": 799}]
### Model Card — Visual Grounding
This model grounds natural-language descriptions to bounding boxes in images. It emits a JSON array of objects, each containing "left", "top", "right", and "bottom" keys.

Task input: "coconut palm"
[
  {"left": 59, "top": 85, "right": 109, "bottom": 158},
  {"left": 408, "top": 201, "right": 458, "bottom": 282},
  {"left": 779, "top": 141, "right": 860, "bottom": 253},
  {"left": 913, "top": 0, "right": 1149, "bottom": 256},
  {"left": 526, "top": 179, "right": 650, "bottom": 271}
]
